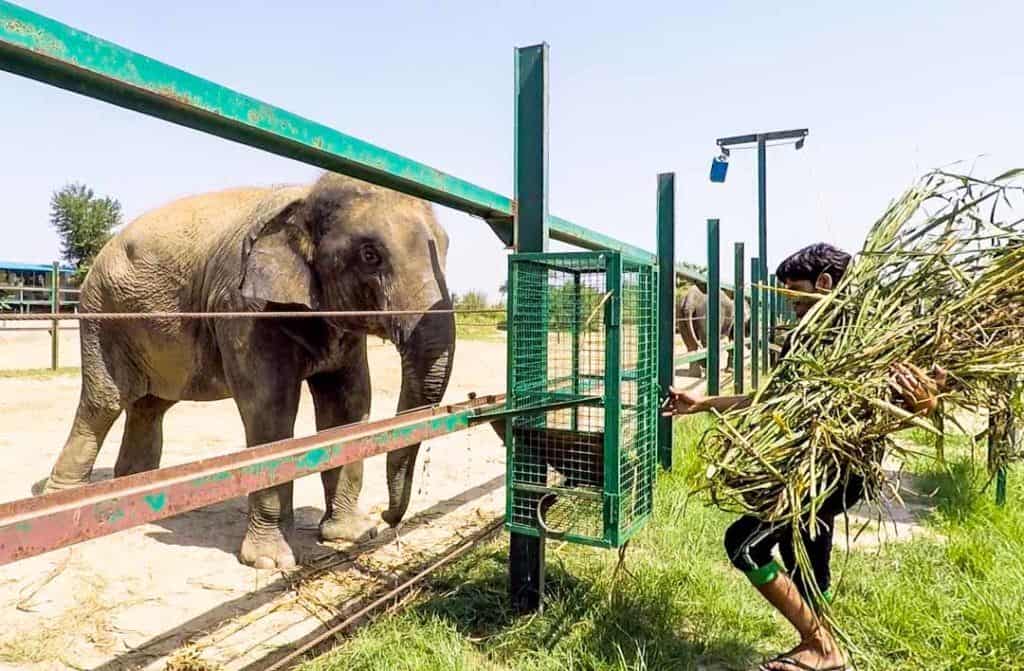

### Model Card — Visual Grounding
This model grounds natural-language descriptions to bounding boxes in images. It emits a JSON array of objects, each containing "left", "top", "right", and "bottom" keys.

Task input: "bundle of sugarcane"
[{"left": 700, "top": 169, "right": 1024, "bottom": 525}]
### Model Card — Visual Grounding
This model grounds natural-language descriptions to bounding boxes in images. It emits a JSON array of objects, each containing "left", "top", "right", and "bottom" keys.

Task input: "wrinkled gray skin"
[
  {"left": 676, "top": 285, "right": 748, "bottom": 377},
  {"left": 42, "top": 173, "right": 455, "bottom": 569}
]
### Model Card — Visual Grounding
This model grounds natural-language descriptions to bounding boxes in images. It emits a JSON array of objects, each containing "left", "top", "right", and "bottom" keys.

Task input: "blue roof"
[{"left": 0, "top": 261, "right": 75, "bottom": 274}]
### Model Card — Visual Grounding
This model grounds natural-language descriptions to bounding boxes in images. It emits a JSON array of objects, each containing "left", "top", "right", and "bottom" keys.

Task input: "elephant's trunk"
[{"left": 382, "top": 300, "right": 455, "bottom": 527}]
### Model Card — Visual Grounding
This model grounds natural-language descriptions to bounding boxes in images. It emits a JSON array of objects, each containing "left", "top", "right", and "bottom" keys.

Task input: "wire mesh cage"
[{"left": 504, "top": 251, "right": 658, "bottom": 548}]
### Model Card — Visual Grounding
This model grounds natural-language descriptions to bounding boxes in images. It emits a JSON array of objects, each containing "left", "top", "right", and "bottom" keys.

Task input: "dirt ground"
[
  {"left": 0, "top": 330, "right": 936, "bottom": 670},
  {"left": 0, "top": 330, "right": 508, "bottom": 670}
]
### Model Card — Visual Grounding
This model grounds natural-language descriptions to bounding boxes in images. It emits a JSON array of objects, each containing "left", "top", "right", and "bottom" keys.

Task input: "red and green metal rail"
[{"left": 0, "top": 395, "right": 504, "bottom": 565}]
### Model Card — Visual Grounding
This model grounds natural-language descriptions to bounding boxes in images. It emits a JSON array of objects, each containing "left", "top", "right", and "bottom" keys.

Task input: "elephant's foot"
[
  {"left": 319, "top": 509, "right": 380, "bottom": 543},
  {"left": 239, "top": 527, "right": 296, "bottom": 570},
  {"left": 40, "top": 475, "right": 88, "bottom": 495}
]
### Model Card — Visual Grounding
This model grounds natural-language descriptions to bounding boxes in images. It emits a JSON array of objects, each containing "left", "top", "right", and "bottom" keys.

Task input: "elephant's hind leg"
[
  {"left": 114, "top": 395, "right": 176, "bottom": 477},
  {"left": 44, "top": 396, "right": 122, "bottom": 493}
]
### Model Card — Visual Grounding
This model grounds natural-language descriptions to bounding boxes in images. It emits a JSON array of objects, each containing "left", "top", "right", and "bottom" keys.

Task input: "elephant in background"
[
  {"left": 43, "top": 172, "right": 455, "bottom": 569},
  {"left": 676, "top": 285, "right": 749, "bottom": 377}
]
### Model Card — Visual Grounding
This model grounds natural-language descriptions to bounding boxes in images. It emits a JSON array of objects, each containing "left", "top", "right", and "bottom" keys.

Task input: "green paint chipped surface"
[
  {"left": 190, "top": 471, "right": 231, "bottom": 487},
  {"left": 298, "top": 448, "right": 329, "bottom": 470},
  {"left": 143, "top": 493, "right": 166, "bottom": 512}
]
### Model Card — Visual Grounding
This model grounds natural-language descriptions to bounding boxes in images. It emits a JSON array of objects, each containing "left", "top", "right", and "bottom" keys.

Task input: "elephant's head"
[{"left": 239, "top": 172, "right": 455, "bottom": 527}]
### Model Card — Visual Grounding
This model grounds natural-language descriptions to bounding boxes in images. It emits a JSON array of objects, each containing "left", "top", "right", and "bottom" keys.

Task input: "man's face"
[{"left": 783, "top": 274, "right": 832, "bottom": 318}]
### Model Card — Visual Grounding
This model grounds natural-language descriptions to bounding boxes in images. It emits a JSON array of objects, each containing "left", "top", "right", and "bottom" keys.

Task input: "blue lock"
[{"left": 710, "top": 155, "right": 729, "bottom": 183}]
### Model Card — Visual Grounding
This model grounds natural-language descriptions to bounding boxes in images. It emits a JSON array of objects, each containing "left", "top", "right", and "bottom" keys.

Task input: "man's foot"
[{"left": 760, "top": 641, "right": 847, "bottom": 671}]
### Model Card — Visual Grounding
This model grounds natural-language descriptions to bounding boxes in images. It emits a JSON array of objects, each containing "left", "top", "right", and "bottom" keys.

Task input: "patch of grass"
[
  {"left": 303, "top": 417, "right": 1024, "bottom": 671},
  {"left": 456, "top": 312, "right": 505, "bottom": 341},
  {"left": 0, "top": 366, "right": 80, "bottom": 380},
  {"left": 835, "top": 457, "right": 1024, "bottom": 669}
]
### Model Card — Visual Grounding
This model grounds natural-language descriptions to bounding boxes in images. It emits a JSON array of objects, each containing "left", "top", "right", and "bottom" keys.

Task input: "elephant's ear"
[{"left": 239, "top": 189, "right": 318, "bottom": 309}]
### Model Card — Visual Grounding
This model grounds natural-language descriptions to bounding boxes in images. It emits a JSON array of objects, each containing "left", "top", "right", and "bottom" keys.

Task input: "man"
[{"left": 663, "top": 243, "right": 945, "bottom": 671}]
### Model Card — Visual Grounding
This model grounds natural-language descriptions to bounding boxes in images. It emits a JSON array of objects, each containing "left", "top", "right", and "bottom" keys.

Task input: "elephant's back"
[
  {"left": 117, "top": 187, "right": 271, "bottom": 269},
  {"left": 84, "top": 188, "right": 271, "bottom": 305}
]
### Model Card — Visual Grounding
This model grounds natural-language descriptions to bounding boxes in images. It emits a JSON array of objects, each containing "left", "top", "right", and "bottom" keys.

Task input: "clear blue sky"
[{"left": 3, "top": 0, "right": 1022, "bottom": 298}]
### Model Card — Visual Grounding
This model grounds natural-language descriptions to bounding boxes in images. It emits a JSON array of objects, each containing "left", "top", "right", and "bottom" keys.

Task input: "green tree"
[
  {"left": 454, "top": 290, "right": 488, "bottom": 311},
  {"left": 50, "top": 183, "right": 122, "bottom": 282}
]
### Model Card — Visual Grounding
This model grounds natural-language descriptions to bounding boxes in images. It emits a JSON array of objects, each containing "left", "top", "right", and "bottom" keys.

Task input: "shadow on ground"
[{"left": 85, "top": 474, "right": 504, "bottom": 671}]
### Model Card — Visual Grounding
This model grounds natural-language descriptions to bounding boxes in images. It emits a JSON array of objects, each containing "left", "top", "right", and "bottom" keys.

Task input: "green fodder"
[{"left": 701, "top": 170, "right": 1024, "bottom": 583}]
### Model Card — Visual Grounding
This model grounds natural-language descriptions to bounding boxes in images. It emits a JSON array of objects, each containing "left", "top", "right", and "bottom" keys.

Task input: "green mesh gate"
[{"left": 505, "top": 251, "right": 658, "bottom": 548}]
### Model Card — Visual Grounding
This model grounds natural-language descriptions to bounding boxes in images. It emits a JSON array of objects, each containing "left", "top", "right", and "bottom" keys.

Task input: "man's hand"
[
  {"left": 661, "top": 387, "right": 707, "bottom": 416},
  {"left": 890, "top": 362, "right": 947, "bottom": 415}
]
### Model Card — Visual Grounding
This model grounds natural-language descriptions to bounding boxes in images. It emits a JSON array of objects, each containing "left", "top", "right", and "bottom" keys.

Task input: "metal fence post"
[
  {"left": 750, "top": 257, "right": 760, "bottom": 389},
  {"left": 733, "top": 243, "right": 745, "bottom": 394},
  {"left": 706, "top": 220, "right": 721, "bottom": 395},
  {"left": 509, "top": 42, "right": 548, "bottom": 614},
  {"left": 768, "top": 273, "right": 778, "bottom": 367},
  {"left": 656, "top": 173, "right": 676, "bottom": 470},
  {"left": 50, "top": 261, "right": 59, "bottom": 370}
]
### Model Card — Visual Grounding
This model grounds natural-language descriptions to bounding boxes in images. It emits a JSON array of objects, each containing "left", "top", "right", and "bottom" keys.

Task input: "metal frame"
[
  {"left": 0, "top": 1, "right": 708, "bottom": 286},
  {"left": 0, "top": 395, "right": 503, "bottom": 565},
  {"left": 656, "top": 174, "right": 676, "bottom": 470},
  {"left": 0, "top": 3, "right": 693, "bottom": 615},
  {"left": 706, "top": 220, "right": 721, "bottom": 395},
  {"left": 733, "top": 243, "right": 745, "bottom": 394},
  {"left": 716, "top": 128, "right": 808, "bottom": 374}
]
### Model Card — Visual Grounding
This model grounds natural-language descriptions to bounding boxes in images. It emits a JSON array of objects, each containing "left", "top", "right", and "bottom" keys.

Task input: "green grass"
[
  {"left": 0, "top": 366, "right": 80, "bottom": 380},
  {"left": 456, "top": 312, "right": 506, "bottom": 341},
  {"left": 302, "top": 417, "right": 1024, "bottom": 671}
]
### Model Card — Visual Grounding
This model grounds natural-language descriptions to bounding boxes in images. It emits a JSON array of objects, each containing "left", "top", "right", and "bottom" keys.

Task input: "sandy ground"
[
  {"left": 0, "top": 331, "right": 508, "bottom": 670},
  {"left": 0, "top": 331, "right": 938, "bottom": 670}
]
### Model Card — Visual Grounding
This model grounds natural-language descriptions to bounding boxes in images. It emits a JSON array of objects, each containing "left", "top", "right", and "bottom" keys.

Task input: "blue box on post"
[{"left": 710, "top": 156, "right": 729, "bottom": 183}]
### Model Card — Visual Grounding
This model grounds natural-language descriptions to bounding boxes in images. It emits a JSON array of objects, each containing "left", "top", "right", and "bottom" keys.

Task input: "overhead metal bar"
[
  {"left": 0, "top": 394, "right": 504, "bottom": 566},
  {"left": 716, "top": 129, "right": 809, "bottom": 147},
  {"left": 0, "top": 1, "right": 715, "bottom": 286}
]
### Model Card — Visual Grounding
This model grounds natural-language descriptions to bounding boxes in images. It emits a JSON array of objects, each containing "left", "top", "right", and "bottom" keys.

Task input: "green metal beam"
[
  {"left": 656, "top": 173, "right": 675, "bottom": 471},
  {"left": 733, "top": 243, "right": 745, "bottom": 394},
  {"left": 750, "top": 257, "right": 761, "bottom": 389},
  {"left": 0, "top": 1, "right": 513, "bottom": 222},
  {"left": 0, "top": 2, "right": 729, "bottom": 291},
  {"left": 509, "top": 43, "right": 548, "bottom": 615},
  {"left": 706, "top": 219, "right": 720, "bottom": 395}
]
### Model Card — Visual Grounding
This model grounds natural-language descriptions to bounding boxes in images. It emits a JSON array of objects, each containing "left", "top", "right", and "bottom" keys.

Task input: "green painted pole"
[
  {"left": 509, "top": 42, "right": 548, "bottom": 614},
  {"left": 603, "top": 253, "right": 623, "bottom": 545},
  {"left": 750, "top": 258, "right": 761, "bottom": 389},
  {"left": 706, "top": 220, "right": 720, "bottom": 395},
  {"left": 757, "top": 137, "right": 769, "bottom": 376},
  {"left": 768, "top": 273, "right": 778, "bottom": 367},
  {"left": 733, "top": 243, "right": 745, "bottom": 394},
  {"left": 656, "top": 173, "right": 676, "bottom": 471},
  {"left": 50, "top": 261, "right": 59, "bottom": 370},
  {"left": 997, "top": 468, "right": 1008, "bottom": 506}
]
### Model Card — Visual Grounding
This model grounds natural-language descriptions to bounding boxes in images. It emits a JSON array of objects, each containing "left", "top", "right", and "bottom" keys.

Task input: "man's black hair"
[{"left": 775, "top": 243, "right": 851, "bottom": 284}]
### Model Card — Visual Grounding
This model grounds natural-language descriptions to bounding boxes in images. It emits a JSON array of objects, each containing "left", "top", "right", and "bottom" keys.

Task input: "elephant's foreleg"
[
  {"left": 233, "top": 383, "right": 302, "bottom": 570},
  {"left": 308, "top": 354, "right": 378, "bottom": 543},
  {"left": 44, "top": 397, "right": 122, "bottom": 493},
  {"left": 114, "top": 395, "right": 176, "bottom": 477}
]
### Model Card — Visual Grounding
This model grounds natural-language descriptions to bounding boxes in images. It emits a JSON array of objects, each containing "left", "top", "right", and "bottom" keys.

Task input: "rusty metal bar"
[{"left": 0, "top": 394, "right": 504, "bottom": 566}]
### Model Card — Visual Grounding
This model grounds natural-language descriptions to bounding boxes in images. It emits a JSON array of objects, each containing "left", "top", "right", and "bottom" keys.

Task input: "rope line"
[{"left": 0, "top": 308, "right": 506, "bottom": 322}]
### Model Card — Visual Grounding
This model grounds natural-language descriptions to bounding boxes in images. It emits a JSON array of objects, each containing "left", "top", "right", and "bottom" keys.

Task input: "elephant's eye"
[{"left": 359, "top": 244, "right": 382, "bottom": 267}]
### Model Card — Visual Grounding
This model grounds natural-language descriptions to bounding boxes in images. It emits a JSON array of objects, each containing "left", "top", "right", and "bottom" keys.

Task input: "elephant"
[
  {"left": 676, "top": 285, "right": 749, "bottom": 377},
  {"left": 42, "top": 172, "right": 455, "bottom": 569}
]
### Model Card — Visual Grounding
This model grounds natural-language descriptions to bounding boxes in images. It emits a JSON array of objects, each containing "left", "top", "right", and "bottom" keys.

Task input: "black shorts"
[{"left": 723, "top": 474, "right": 864, "bottom": 601}]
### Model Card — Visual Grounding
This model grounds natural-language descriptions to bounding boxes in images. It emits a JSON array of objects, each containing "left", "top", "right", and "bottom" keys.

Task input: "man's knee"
[{"left": 724, "top": 517, "right": 774, "bottom": 573}]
